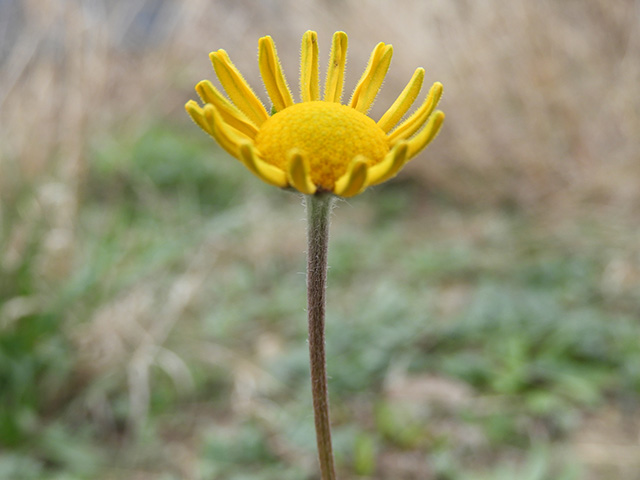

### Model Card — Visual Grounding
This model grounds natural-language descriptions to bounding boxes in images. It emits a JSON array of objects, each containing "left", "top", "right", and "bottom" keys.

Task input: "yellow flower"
[{"left": 186, "top": 31, "right": 445, "bottom": 197}]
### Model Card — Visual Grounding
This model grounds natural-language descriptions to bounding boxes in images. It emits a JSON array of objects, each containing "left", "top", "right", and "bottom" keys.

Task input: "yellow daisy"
[{"left": 185, "top": 30, "right": 445, "bottom": 197}]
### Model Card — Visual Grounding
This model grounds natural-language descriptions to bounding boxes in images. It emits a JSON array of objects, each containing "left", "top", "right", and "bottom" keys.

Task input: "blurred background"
[{"left": 1, "top": 0, "right": 639, "bottom": 479}]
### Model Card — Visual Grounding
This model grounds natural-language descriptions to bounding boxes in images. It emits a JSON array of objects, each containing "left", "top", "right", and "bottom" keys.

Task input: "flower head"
[{"left": 186, "top": 31, "right": 444, "bottom": 197}]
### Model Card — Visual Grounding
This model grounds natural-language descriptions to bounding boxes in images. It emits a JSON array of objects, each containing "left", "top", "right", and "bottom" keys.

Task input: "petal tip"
[
  {"left": 239, "top": 142, "right": 288, "bottom": 188},
  {"left": 287, "top": 150, "right": 317, "bottom": 195},
  {"left": 334, "top": 157, "right": 369, "bottom": 197}
]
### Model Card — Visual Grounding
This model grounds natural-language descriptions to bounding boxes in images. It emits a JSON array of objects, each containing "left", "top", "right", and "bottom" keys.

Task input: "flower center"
[{"left": 255, "top": 101, "right": 389, "bottom": 190}]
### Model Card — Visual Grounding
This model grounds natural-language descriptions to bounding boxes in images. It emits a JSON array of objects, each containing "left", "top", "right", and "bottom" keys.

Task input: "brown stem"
[{"left": 306, "top": 192, "right": 337, "bottom": 480}]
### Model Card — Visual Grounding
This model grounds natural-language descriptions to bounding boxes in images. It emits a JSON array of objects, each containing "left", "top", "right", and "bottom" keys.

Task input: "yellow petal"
[
  {"left": 366, "top": 142, "right": 409, "bottom": 186},
  {"left": 202, "top": 104, "right": 250, "bottom": 158},
  {"left": 286, "top": 150, "right": 317, "bottom": 195},
  {"left": 406, "top": 110, "right": 445, "bottom": 159},
  {"left": 388, "top": 82, "right": 443, "bottom": 145},
  {"left": 185, "top": 100, "right": 213, "bottom": 136},
  {"left": 210, "top": 49, "right": 269, "bottom": 126},
  {"left": 300, "top": 31, "right": 319, "bottom": 102},
  {"left": 258, "top": 36, "right": 294, "bottom": 113},
  {"left": 349, "top": 42, "right": 393, "bottom": 113},
  {"left": 323, "top": 31, "right": 348, "bottom": 103},
  {"left": 196, "top": 80, "right": 259, "bottom": 138},
  {"left": 333, "top": 156, "right": 369, "bottom": 197},
  {"left": 377, "top": 68, "right": 424, "bottom": 133},
  {"left": 238, "top": 143, "right": 288, "bottom": 188}
]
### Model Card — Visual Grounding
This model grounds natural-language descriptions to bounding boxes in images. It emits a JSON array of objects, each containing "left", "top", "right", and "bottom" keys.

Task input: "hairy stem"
[{"left": 305, "top": 193, "right": 337, "bottom": 480}]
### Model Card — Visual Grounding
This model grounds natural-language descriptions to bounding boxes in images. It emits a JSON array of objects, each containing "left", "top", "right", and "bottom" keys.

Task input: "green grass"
[{"left": 1, "top": 122, "right": 638, "bottom": 479}]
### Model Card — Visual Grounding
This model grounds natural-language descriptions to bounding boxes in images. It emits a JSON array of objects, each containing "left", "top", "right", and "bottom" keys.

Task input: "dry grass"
[{"left": 404, "top": 0, "right": 640, "bottom": 213}]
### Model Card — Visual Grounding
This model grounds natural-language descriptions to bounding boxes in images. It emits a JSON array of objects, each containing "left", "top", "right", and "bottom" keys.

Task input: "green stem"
[{"left": 305, "top": 193, "right": 337, "bottom": 480}]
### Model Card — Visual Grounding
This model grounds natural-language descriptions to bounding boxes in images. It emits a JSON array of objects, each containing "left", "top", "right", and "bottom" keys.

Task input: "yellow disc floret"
[{"left": 255, "top": 102, "right": 389, "bottom": 190}]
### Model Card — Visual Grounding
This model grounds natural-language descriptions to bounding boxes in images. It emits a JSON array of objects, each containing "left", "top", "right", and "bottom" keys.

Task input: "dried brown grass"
[{"left": 398, "top": 0, "right": 640, "bottom": 215}]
